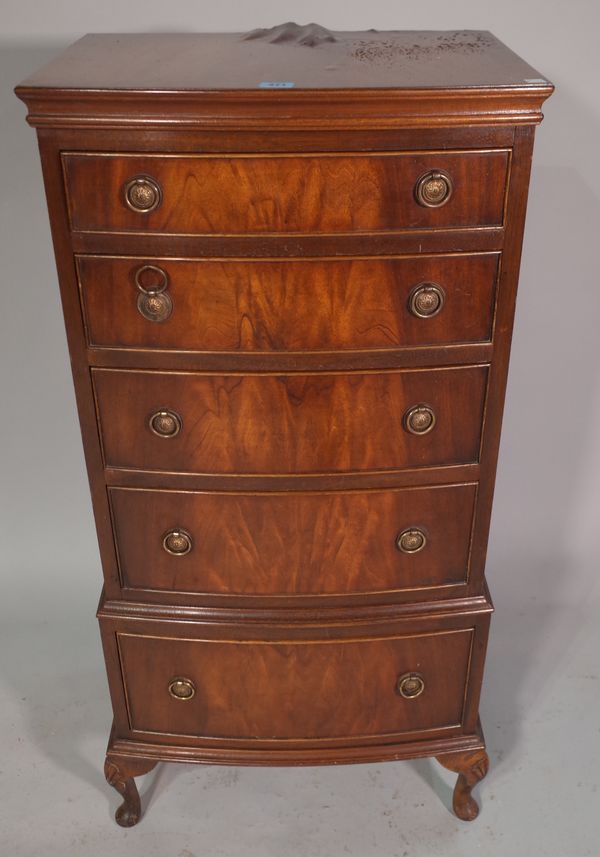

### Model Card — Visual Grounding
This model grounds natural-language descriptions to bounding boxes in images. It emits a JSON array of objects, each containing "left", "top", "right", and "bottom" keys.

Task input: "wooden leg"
[
  {"left": 104, "top": 756, "right": 158, "bottom": 827},
  {"left": 436, "top": 748, "right": 489, "bottom": 821}
]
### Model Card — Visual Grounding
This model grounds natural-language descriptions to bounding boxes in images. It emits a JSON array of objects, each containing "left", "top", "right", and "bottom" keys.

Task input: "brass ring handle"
[
  {"left": 396, "top": 528, "right": 427, "bottom": 554},
  {"left": 162, "top": 529, "right": 193, "bottom": 556},
  {"left": 397, "top": 672, "right": 425, "bottom": 699},
  {"left": 168, "top": 677, "right": 196, "bottom": 701},
  {"left": 135, "top": 265, "right": 169, "bottom": 295},
  {"left": 149, "top": 409, "right": 182, "bottom": 438},
  {"left": 134, "top": 265, "right": 173, "bottom": 322},
  {"left": 414, "top": 170, "right": 454, "bottom": 207},
  {"left": 123, "top": 174, "right": 162, "bottom": 213},
  {"left": 404, "top": 404, "right": 436, "bottom": 436},
  {"left": 408, "top": 283, "right": 445, "bottom": 318}
]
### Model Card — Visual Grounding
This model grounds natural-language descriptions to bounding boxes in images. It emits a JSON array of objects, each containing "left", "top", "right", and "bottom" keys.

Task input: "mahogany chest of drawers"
[{"left": 16, "top": 26, "right": 552, "bottom": 826}]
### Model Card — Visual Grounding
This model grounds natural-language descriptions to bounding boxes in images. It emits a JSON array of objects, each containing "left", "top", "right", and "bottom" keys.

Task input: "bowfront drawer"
[
  {"left": 77, "top": 253, "right": 499, "bottom": 352},
  {"left": 63, "top": 150, "right": 509, "bottom": 235},
  {"left": 109, "top": 482, "right": 477, "bottom": 597},
  {"left": 92, "top": 366, "right": 488, "bottom": 475},
  {"left": 113, "top": 622, "right": 479, "bottom": 743}
]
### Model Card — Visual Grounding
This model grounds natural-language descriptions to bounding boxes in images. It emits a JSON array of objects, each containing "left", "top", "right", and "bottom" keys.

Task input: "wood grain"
[
  {"left": 63, "top": 150, "right": 509, "bottom": 235},
  {"left": 77, "top": 253, "right": 499, "bottom": 353},
  {"left": 17, "top": 30, "right": 551, "bottom": 92},
  {"left": 16, "top": 27, "right": 552, "bottom": 825},
  {"left": 109, "top": 482, "right": 477, "bottom": 596},
  {"left": 92, "top": 366, "right": 489, "bottom": 475},
  {"left": 117, "top": 627, "right": 474, "bottom": 741},
  {"left": 104, "top": 755, "right": 158, "bottom": 827},
  {"left": 15, "top": 32, "right": 553, "bottom": 131},
  {"left": 437, "top": 747, "right": 490, "bottom": 821}
]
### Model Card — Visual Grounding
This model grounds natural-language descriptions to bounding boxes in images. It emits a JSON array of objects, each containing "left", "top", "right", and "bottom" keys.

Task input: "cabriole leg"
[
  {"left": 436, "top": 748, "right": 489, "bottom": 821},
  {"left": 104, "top": 756, "right": 158, "bottom": 827}
]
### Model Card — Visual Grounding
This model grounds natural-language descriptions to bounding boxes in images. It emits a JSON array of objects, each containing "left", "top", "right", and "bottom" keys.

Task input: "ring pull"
[
  {"left": 403, "top": 404, "right": 436, "bottom": 436},
  {"left": 123, "top": 175, "right": 162, "bottom": 213},
  {"left": 149, "top": 409, "right": 182, "bottom": 438},
  {"left": 414, "top": 170, "right": 454, "bottom": 208},
  {"left": 168, "top": 678, "right": 196, "bottom": 700},
  {"left": 135, "top": 265, "right": 173, "bottom": 323},
  {"left": 408, "top": 283, "right": 445, "bottom": 319},
  {"left": 162, "top": 529, "right": 193, "bottom": 556},
  {"left": 396, "top": 528, "right": 427, "bottom": 554},
  {"left": 397, "top": 672, "right": 425, "bottom": 699}
]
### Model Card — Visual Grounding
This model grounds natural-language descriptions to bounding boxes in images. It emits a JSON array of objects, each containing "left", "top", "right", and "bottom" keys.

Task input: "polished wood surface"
[
  {"left": 104, "top": 756, "right": 158, "bottom": 828},
  {"left": 92, "top": 366, "right": 488, "bottom": 474},
  {"left": 109, "top": 482, "right": 477, "bottom": 596},
  {"left": 117, "top": 627, "right": 474, "bottom": 741},
  {"left": 16, "top": 28, "right": 552, "bottom": 826},
  {"left": 63, "top": 150, "right": 509, "bottom": 235},
  {"left": 77, "top": 253, "right": 499, "bottom": 352},
  {"left": 437, "top": 748, "right": 490, "bottom": 821},
  {"left": 15, "top": 31, "right": 552, "bottom": 130},
  {"left": 98, "top": 601, "right": 491, "bottom": 749},
  {"left": 18, "top": 29, "right": 551, "bottom": 91}
]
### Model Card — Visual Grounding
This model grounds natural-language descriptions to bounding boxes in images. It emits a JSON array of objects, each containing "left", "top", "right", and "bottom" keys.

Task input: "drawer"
[
  {"left": 92, "top": 366, "right": 488, "bottom": 475},
  {"left": 110, "top": 482, "right": 477, "bottom": 597},
  {"left": 77, "top": 253, "right": 499, "bottom": 352},
  {"left": 63, "top": 150, "right": 509, "bottom": 235},
  {"left": 112, "top": 622, "right": 480, "bottom": 743}
]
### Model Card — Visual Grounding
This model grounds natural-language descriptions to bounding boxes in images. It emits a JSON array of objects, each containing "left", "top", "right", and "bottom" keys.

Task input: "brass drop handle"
[
  {"left": 168, "top": 677, "right": 196, "bottom": 701},
  {"left": 404, "top": 404, "right": 436, "bottom": 435},
  {"left": 149, "top": 409, "right": 182, "bottom": 438},
  {"left": 396, "top": 528, "right": 427, "bottom": 554},
  {"left": 408, "top": 283, "right": 445, "bottom": 318},
  {"left": 162, "top": 529, "right": 193, "bottom": 556},
  {"left": 135, "top": 264, "right": 173, "bottom": 323},
  {"left": 123, "top": 174, "right": 162, "bottom": 213},
  {"left": 414, "top": 170, "right": 453, "bottom": 207},
  {"left": 397, "top": 672, "right": 425, "bottom": 699}
]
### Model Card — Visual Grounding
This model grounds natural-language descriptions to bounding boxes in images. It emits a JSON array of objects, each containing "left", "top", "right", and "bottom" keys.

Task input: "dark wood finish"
[
  {"left": 92, "top": 366, "right": 488, "bottom": 475},
  {"left": 16, "top": 29, "right": 551, "bottom": 92},
  {"left": 104, "top": 754, "right": 158, "bottom": 827},
  {"left": 467, "top": 125, "right": 538, "bottom": 578},
  {"left": 98, "top": 599, "right": 491, "bottom": 750},
  {"left": 109, "top": 482, "right": 478, "bottom": 597},
  {"left": 16, "top": 28, "right": 552, "bottom": 827},
  {"left": 77, "top": 253, "right": 499, "bottom": 353},
  {"left": 104, "top": 461, "right": 481, "bottom": 492},
  {"left": 117, "top": 628, "right": 474, "bottom": 741},
  {"left": 72, "top": 224, "right": 505, "bottom": 259},
  {"left": 88, "top": 344, "right": 494, "bottom": 374},
  {"left": 100, "top": 587, "right": 494, "bottom": 625},
  {"left": 37, "top": 124, "right": 518, "bottom": 153},
  {"left": 15, "top": 30, "right": 553, "bottom": 130},
  {"left": 437, "top": 747, "right": 490, "bottom": 821},
  {"left": 63, "top": 150, "right": 509, "bottom": 235}
]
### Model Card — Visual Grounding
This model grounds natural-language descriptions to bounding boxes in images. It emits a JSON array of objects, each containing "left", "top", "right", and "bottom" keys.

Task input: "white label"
[{"left": 259, "top": 81, "right": 295, "bottom": 88}]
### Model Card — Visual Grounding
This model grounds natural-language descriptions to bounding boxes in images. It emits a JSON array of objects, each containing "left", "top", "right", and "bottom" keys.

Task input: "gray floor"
[{"left": 1, "top": 548, "right": 599, "bottom": 857}]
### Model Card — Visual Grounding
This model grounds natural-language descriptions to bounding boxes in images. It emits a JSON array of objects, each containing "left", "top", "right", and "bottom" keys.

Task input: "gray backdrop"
[{"left": 1, "top": 2, "right": 599, "bottom": 856}]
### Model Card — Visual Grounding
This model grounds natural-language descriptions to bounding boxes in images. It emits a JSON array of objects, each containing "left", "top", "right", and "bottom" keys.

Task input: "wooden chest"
[{"left": 15, "top": 25, "right": 552, "bottom": 826}]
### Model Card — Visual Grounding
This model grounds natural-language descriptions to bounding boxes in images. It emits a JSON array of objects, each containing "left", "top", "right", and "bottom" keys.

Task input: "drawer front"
[
  {"left": 63, "top": 150, "right": 509, "bottom": 235},
  {"left": 109, "top": 483, "right": 477, "bottom": 596},
  {"left": 93, "top": 366, "right": 488, "bottom": 475},
  {"left": 116, "top": 626, "right": 475, "bottom": 741},
  {"left": 77, "top": 253, "right": 499, "bottom": 352}
]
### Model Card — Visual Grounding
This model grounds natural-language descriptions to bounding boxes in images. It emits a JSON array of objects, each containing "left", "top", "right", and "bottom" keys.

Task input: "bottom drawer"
[{"left": 102, "top": 608, "right": 490, "bottom": 749}]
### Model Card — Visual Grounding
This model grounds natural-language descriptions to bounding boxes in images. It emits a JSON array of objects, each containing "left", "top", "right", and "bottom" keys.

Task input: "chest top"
[{"left": 15, "top": 26, "right": 553, "bottom": 129}]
